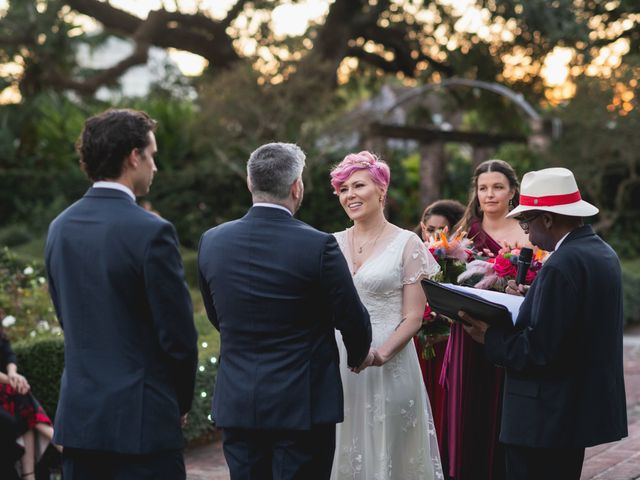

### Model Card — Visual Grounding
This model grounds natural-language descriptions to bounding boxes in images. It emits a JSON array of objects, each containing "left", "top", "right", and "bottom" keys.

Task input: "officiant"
[{"left": 461, "top": 167, "right": 627, "bottom": 480}]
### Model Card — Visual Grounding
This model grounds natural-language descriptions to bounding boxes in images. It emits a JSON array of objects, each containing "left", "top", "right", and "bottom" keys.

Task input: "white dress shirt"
[
  {"left": 93, "top": 181, "right": 136, "bottom": 201},
  {"left": 253, "top": 202, "right": 292, "bottom": 215}
]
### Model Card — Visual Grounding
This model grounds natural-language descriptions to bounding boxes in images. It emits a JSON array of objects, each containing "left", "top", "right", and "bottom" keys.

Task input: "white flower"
[
  {"left": 51, "top": 326, "right": 62, "bottom": 335},
  {"left": 23, "top": 266, "right": 34, "bottom": 275},
  {"left": 38, "top": 277, "right": 46, "bottom": 285},
  {"left": 37, "top": 320, "right": 50, "bottom": 331},
  {"left": 2, "top": 315, "right": 16, "bottom": 327}
]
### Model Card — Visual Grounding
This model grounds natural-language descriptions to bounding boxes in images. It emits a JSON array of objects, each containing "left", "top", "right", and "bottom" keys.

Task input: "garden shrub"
[
  {"left": 12, "top": 334, "right": 216, "bottom": 445},
  {"left": 1, "top": 247, "right": 59, "bottom": 340},
  {"left": 622, "top": 259, "right": 640, "bottom": 326},
  {"left": 13, "top": 335, "right": 65, "bottom": 419},
  {"left": 183, "top": 362, "right": 217, "bottom": 444}
]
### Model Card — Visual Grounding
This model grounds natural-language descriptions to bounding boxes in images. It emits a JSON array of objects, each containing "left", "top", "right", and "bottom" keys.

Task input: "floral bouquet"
[
  {"left": 427, "top": 228, "right": 475, "bottom": 284},
  {"left": 457, "top": 245, "right": 548, "bottom": 292},
  {"left": 417, "top": 228, "right": 475, "bottom": 360}
]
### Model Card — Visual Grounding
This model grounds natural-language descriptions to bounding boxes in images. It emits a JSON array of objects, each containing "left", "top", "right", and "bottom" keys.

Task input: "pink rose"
[{"left": 493, "top": 256, "right": 517, "bottom": 278}]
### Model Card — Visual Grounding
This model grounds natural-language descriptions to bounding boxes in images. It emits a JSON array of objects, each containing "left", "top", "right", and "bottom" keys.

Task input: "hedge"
[
  {"left": 622, "top": 259, "right": 640, "bottom": 326},
  {"left": 14, "top": 336, "right": 65, "bottom": 420},
  {"left": 13, "top": 335, "right": 216, "bottom": 445}
]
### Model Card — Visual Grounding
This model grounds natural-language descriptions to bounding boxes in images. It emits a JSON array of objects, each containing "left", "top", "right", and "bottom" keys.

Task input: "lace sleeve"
[{"left": 401, "top": 232, "right": 440, "bottom": 285}]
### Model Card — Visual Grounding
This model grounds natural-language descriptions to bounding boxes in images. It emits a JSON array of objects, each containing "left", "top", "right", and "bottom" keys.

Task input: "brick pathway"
[{"left": 186, "top": 335, "right": 640, "bottom": 480}]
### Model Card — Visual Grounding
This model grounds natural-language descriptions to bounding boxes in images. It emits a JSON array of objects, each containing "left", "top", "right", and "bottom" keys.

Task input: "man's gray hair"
[{"left": 247, "top": 143, "right": 306, "bottom": 201}]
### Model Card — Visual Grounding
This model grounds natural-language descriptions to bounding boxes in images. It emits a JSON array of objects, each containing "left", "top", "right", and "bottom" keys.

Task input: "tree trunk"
[{"left": 472, "top": 145, "right": 495, "bottom": 168}]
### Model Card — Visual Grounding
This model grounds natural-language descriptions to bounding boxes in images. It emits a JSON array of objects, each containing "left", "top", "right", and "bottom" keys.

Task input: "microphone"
[{"left": 516, "top": 247, "right": 533, "bottom": 285}]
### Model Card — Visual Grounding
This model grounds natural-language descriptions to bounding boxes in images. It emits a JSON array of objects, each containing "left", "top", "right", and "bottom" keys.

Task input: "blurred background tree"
[{"left": 0, "top": 0, "right": 638, "bottom": 309}]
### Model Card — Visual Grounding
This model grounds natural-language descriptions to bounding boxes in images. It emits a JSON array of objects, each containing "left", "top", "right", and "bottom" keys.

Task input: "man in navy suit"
[
  {"left": 462, "top": 168, "right": 627, "bottom": 480},
  {"left": 45, "top": 109, "right": 198, "bottom": 479},
  {"left": 198, "top": 143, "right": 372, "bottom": 480}
]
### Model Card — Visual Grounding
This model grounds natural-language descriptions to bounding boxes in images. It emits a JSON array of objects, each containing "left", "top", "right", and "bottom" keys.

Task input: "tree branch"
[
  {"left": 221, "top": 0, "right": 250, "bottom": 29},
  {"left": 66, "top": 0, "right": 240, "bottom": 66}
]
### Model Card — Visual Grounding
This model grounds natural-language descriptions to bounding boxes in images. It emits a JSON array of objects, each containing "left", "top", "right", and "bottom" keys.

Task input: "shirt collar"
[
  {"left": 554, "top": 231, "right": 571, "bottom": 251},
  {"left": 93, "top": 181, "right": 136, "bottom": 201},
  {"left": 252, "top": 202, "right": 292, "bottom": 216}
]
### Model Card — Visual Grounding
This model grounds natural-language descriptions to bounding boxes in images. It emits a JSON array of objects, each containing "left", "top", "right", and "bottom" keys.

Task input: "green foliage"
[
  {"left": 11, "top": 332, "right": 218, "bottom": 444},
  {"left": 183, "top": 362, "right": 217, "bottom": 443},
  {"left": 13, "top": 336, "right": 65, "bottom": 420},
  {"left": 494, "top": 143, "right": 544, "bottom": 178},
  {"left": 0, "top": 247, "right": 59, "bottom": 340},
  {"left": 621, "top": 258, "right": 640, "bottom": 326},
  {"left": 546, "top": 57, "right": 640, "bottom": 256},
  {"left": 0, "top": 224, "right": 33, "bottom": 247}
]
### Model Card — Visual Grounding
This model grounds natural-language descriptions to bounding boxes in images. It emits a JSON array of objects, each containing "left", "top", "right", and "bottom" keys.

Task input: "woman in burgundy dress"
[
  {"left": 414, "top": 199, "right": 465, "bottom": 454},
  {"left": 1, "top": 329, "right": 56, "bottom": 479},
  {"left": 441, "top": 160, "right": 529, "bottom": 479}
]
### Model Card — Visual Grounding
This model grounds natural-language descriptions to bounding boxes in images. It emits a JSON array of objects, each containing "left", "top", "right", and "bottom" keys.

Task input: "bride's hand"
[
  {"left": 351, "top": 348, "right": 376, "bottom": 374},
  {"left": 372, "top": 349, "right": 387, "bottom": 366}
]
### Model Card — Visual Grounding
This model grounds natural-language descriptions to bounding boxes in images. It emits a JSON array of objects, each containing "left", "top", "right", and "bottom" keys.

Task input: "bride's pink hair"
[{"left": 330, "top": 151, "right": 391, "bottom": 194}]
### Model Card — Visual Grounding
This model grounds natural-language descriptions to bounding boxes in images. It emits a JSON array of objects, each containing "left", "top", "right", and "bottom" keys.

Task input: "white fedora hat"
[{"left": 507, "top": 167, "right": 599, "bottom": 218}]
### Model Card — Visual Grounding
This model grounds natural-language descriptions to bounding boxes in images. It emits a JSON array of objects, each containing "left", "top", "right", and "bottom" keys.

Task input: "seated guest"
[
  {"left": 1, "top": 328, "right": 57, "bottom": 480},
  {"left": 0, "top": 408, "right": 22, "bottom": 480}
]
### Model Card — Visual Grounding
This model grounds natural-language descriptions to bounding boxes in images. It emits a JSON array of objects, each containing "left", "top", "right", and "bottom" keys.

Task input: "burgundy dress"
[
  {"left": 0, "top": 336, "right": 52, "bottom": 435},
  {"left": 415, "top": 336, "right": 447, "bottom": 454},
  {"left": 440, "top": 219, "right": 505, "bottom": 480}
]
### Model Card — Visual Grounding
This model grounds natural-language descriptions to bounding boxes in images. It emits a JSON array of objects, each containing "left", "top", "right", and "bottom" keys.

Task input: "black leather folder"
[{"left": 421, "top": 278, "right": 513, "bottom": 330}]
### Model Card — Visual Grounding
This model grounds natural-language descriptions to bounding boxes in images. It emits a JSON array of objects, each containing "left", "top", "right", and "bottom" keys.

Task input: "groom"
[{"left": 198, "top": 142, "right": 372, "bottom": 479}]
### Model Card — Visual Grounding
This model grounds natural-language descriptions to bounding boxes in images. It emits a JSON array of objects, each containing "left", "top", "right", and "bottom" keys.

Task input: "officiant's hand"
[
  {"left": 460, "top": 310, "right": 489, "bottom": 344},
  {"left": 181, "top": 414, "right": 189, "bottom": 428},
  {"left": 506, "top": 279, "right": 528, "bottom": 296},
  {"left": 351, "top": 348, "right": 376, "bottom": 373}
]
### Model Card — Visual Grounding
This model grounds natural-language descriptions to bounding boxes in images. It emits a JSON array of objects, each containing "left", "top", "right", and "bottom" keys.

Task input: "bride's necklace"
[{"left": 351, "top": 220, "right": 388, "bottom": 255}]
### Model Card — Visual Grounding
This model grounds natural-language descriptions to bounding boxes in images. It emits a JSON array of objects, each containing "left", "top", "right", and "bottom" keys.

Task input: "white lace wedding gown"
[{"left": 332, "top": 228, "right": 443, "bottom": 480}]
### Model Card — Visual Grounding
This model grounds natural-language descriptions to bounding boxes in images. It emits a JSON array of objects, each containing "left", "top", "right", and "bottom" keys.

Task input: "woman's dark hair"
[
  {"left": 76, "top": 109, "right": 157, "bottom": 181},
  {"left": 456, "top": 159, "right": 520, "bottom": 231},
  {"left": 420, "top": 199, "right": 465, "bottom": 230}
]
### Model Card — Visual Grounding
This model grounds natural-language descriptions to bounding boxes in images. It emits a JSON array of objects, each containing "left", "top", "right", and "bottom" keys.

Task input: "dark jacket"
[
  {"left": 485, "top": 225, "right": 627, "bottom": 448},
  {"left": 0, "top": 336, "right": 17, "bottom": 373},
  {"left": 45, "top": 187, "right": 198, "bottom": 454},
  {"left": 198, "top": 206, "right": 371, "bottom": 430}
]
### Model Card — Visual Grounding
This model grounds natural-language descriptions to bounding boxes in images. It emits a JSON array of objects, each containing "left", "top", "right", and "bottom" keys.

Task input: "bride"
[{"left": 329, "top": 151, "right": 443, "bottom": 480}]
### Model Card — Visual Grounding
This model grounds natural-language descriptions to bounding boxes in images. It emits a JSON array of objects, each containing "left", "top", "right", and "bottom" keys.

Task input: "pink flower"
[
  {"left": 493, "top": 256, "right": 517, "bottom": 278},
  {"left": 423, "top": 304, "right": 434, "bottom": 321}
]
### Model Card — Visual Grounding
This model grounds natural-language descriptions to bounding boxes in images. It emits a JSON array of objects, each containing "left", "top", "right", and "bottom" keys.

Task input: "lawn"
[{"left": 192, "top": 288, "right": 221, "bottom": 364}]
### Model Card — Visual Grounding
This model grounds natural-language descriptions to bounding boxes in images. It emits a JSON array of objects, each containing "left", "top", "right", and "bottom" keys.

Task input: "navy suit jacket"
[
  {"left": 45, "top": 188, "right": 198, "bottom": 454},
  {"left": 485, "top": 225, "right": 627, "bottom": 448},
  {"left": 198, "top": 206, "right": 371, "bottom": 430}
]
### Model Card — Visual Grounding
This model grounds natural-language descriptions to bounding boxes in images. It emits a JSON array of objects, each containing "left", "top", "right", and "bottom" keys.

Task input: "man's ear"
[
  {"left": 247, "top": 175, "right": 253, "bottom": 193},
  {"left": 291, "top": 178, "right": 302, "bottom": 199},
  {"left": 123, "top": 149, "right": 139, "bottom": 171},
  {"left": 542, "top": 212, "right": 554, "bottom": 229}
]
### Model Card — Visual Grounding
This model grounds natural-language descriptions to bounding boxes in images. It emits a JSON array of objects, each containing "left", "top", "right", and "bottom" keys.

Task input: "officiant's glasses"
[{"left": 517, "top": 212, "right": 543, "bottom": 231}]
